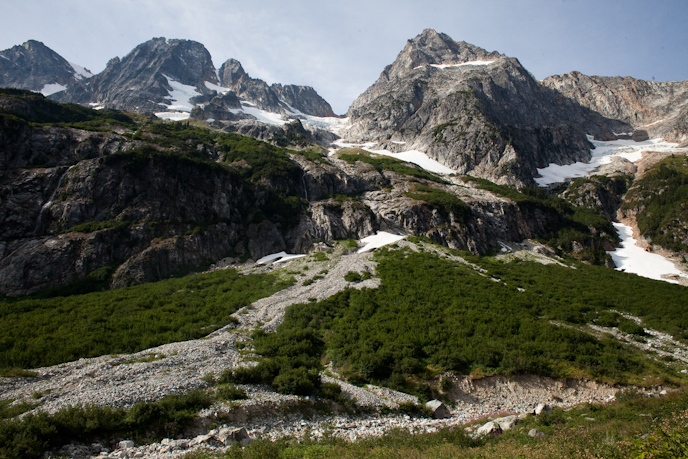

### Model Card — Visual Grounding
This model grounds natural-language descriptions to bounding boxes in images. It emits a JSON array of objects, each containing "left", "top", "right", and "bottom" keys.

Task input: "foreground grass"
[
  {"left": 186, "top": 390, "right": 688, "bottom": 459},
  {"left": 0, "top": 269, "right": 293, "bottom": 369}
]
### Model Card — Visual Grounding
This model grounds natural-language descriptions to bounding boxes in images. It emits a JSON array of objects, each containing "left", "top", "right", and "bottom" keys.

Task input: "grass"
[
  {"left": 405, "top": 185, "right": 471, "bottom": 223},
  {"left": 0, "top": 269, "right": 293, "bottom": 369},
  {"left": 338, "top": 149, "right": 448, "bottom": 184}
]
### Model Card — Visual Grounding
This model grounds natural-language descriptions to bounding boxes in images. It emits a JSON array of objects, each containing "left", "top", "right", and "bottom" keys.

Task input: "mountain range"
[
  {"left": 2, "top": 29, "right": 688, "bottom": 459},
  {"left": 0, "top": 29, "right": 686, "bottom": 296}
]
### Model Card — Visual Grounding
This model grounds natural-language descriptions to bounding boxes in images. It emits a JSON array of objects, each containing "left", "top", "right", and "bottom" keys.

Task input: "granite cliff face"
[
  {"left": 345, "top": 29, "right": 633, "bottom": 185},
  {"left": 542, "top": 72, "right": 688, "bottom": 144},
  {"left": 0, "top": 40, "right": 92, "bottom": 95}
]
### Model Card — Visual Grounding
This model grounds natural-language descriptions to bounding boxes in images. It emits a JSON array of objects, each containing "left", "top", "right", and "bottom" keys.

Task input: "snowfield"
[
  {"left": 40, "top": 83, "right": 66, "bottom": 96},
  {"left": 358, "top": 231, "right": 407, "bottom": 253},
  {"left": 535, "top": 136, "right": 687, "bottom": 186},
  {"left": 414, "top": 60, "right": 495, "bottom": 70},
  {"left": 154, "top": 75, "right": 203, "bottom": 121},
  {"left": 69, "top": 62, "right": 93, "bottom": 80},
  {"left": 256, "top": 251, "right": 307, "bottom": 265},
  {"left": 607, "top": 223, "right": 687, "bottom": 284},
  {"left": 332, "top": 139, "right": 456, "bottom": 175}
]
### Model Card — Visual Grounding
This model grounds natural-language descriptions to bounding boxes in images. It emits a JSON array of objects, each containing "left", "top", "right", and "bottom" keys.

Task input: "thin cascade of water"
[{"left": 33, "top": 165, "right": 74, "bottom": 236}]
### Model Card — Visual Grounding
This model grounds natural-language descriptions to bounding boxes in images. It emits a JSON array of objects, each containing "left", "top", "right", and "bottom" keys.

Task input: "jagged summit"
[
  {"left": 384, "top": 29, "right": 504, "bottom": 80},
  {"left": 52, "top": 37, "right": 218, "bottom": 113},
  {"left": 345, "top": 29, "right": 633, "bottom": 185},
  {"left": 0, "top": 40, "right": 91, "bottom": 95}
]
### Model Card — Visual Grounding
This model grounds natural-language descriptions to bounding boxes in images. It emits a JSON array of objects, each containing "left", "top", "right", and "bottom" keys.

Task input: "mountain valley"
[{"left": 1, "top": 29, "right": 688, "bottom": 459}]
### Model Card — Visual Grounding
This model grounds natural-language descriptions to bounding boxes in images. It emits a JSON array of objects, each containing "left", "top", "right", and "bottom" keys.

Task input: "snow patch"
[
  {"left": 613, "top": 132, "right": 633, "bottom": 136},
  {"left": 231, "top": 102, "right": 288, "bottom": 126},
  {"left": 40, "top": 83, "right": 67, "bottom": 96},
  {"left": 0, "top": 53, "right": 8, "bottom": 60},
  {"left": 358, "top": 231, "right": 407, "bottom": 253},
  {"left": 535, "top": 136, "right": 687, "bottom": 186},
  {"left": 607, "top": 223, "right": 687, "bottom": 284},
  {"left": 204, "top": 81, "right": 231, "bottom": 94},
  {"left": 154, "top": 112, "right": 191, "bottom": 121},
  {"left": 333, "top": 140, "right": 456, "bottom": 175},
  {"left": 88, "top": 102, "right": 105, "bottom": 111},
  {"left": 159, "top": 74, "right": 201, "bottom": 112},
  {"left": 69, "top": 62, "right": 93, "bottom": 80},
  {"left": 256, "top": 251, "right": 306, "bottom": 265},
  {"left": 414, "top": 60, "right": 495, "bottom": 70}
]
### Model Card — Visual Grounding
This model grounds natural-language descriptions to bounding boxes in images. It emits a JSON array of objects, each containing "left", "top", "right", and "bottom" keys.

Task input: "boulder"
[
  {"left": 535, "top": 403, "right": 552, "bottom": 415},
  {"left": 493, "top": 415, "right": 519, "bottom": 431},
  {"left": 118, "top": 440, "right": 134, "bottom": 449},
  {"left": 425, "top": 399, "right": 452, "bottom": 419},
  {"left": 218, "top": 427, "right": 252, "bottom": 446},
  {"left": 474, "top": 420, "right": 503, "bottom": 437},
  {"left": 528, "top": 428, "right": 546, "bottom": 438}
]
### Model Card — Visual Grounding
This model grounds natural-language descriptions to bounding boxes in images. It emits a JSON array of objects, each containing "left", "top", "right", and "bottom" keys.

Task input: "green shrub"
[
  {"left": 618, "top": 320, "right": 646, "bottom": 336},
  {"left": 405, "top": 185, "right": 471, "bottom": 223},
  {"left": 344, "top": 271, "right": 363, "bottom": 282},
  {"left": 272, "top": 367, "right": 321, "bottom": 395},
  {"left": 216, "top": 384, "right": 247, "bottom": 401},
  {"left": 0, "top": 269, "right": 292, "bottom": 370}
]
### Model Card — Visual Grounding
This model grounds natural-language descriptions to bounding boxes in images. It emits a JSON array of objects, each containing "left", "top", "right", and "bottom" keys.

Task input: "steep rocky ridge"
[
  {"left": 542, "top": 72, "right": 688, "bottom": 143},
  {"left": 0, "top": 40, "right": 91, "bottom": 95},
  {"left": 52, "top": 38, "right": 219, "bottom": 113},
  {"left": 42, "top": 37, "right": 336, "bottom": 126},
  {"left": 271, "top": 83, "right": 336, "bottom": 117},
  {"left": 344, "top": 29, "right": 634, "bottom": 186}
]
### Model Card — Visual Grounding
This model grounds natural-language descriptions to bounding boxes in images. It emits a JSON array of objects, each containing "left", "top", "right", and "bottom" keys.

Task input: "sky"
[{"left": 2, "top": 0, "right": 687, "bottom": 114}]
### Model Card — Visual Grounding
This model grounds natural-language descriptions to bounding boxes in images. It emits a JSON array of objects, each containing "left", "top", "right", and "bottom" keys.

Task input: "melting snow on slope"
[
  {"left": 155, "top": 75, "right": 202, "bottom": 120},
  {"left": 414, "top": 60, "right": 495, "bottom": 70},
  {"left": 40, "top": 83, "right": 67, "bottom": 96},
  {"left": 256, "top": 251, "right": 307, "bottom": 265},
  {"left": 204, "top": 81, "right": 231, "bottom": 94},
  {"left": 333, "top": 140, "right": 456, "bottom": 175},
  {"left": 607, "top": 223, "right": 687, "bottom": 284},
  {"left": 358, "top": 232, "right": 407, "bottom": 253},
  {"left": 535, "top": 136, "right": 687, "bottom": 186},
  {"left": 69, "top": 62, "right": 93, "bottom": 80},
  {"left": 231, "top": 102, "right": 288, "bottom": 125}
]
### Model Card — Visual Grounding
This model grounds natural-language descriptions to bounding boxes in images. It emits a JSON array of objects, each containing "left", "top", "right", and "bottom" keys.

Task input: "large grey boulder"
[
  {"left": 218, "top": 427, "right": 252, "bottom": 446},
  {"left": 474, "top": 420, "right": 503, "bottom": 437},
  {"left": 425, "top": 399, "right": 451, "bottom": 419},
  {"left": 493, "top": 415, "right": 519, "bottom": 431}
]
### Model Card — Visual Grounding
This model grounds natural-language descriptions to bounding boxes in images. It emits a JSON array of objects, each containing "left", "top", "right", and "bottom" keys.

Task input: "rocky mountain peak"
[
  {"left": 384, "top": 29, "right": 504, "bottom": 81},
  {"left": 51, "top": 37, "right": 219, "bottom": 113},
  {"left": 0, "top": 40, "right": 80, "bottom": 94},
  {"left": 219, "top": 58, "right": 247, "bottom": 87},
  {"left": 120, "top": 37, "right": 218, "bottom": 86}
]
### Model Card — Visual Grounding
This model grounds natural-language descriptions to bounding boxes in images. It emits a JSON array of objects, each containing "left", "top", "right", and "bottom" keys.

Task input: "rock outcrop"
[{"left": 542, "top": 71, "right": 688, "bottom": 143}]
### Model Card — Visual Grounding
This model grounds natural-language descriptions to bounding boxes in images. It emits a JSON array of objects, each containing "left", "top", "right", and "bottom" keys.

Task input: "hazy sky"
[{"left": 2, "top": 0, "right": 687, "bottom": 114}]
